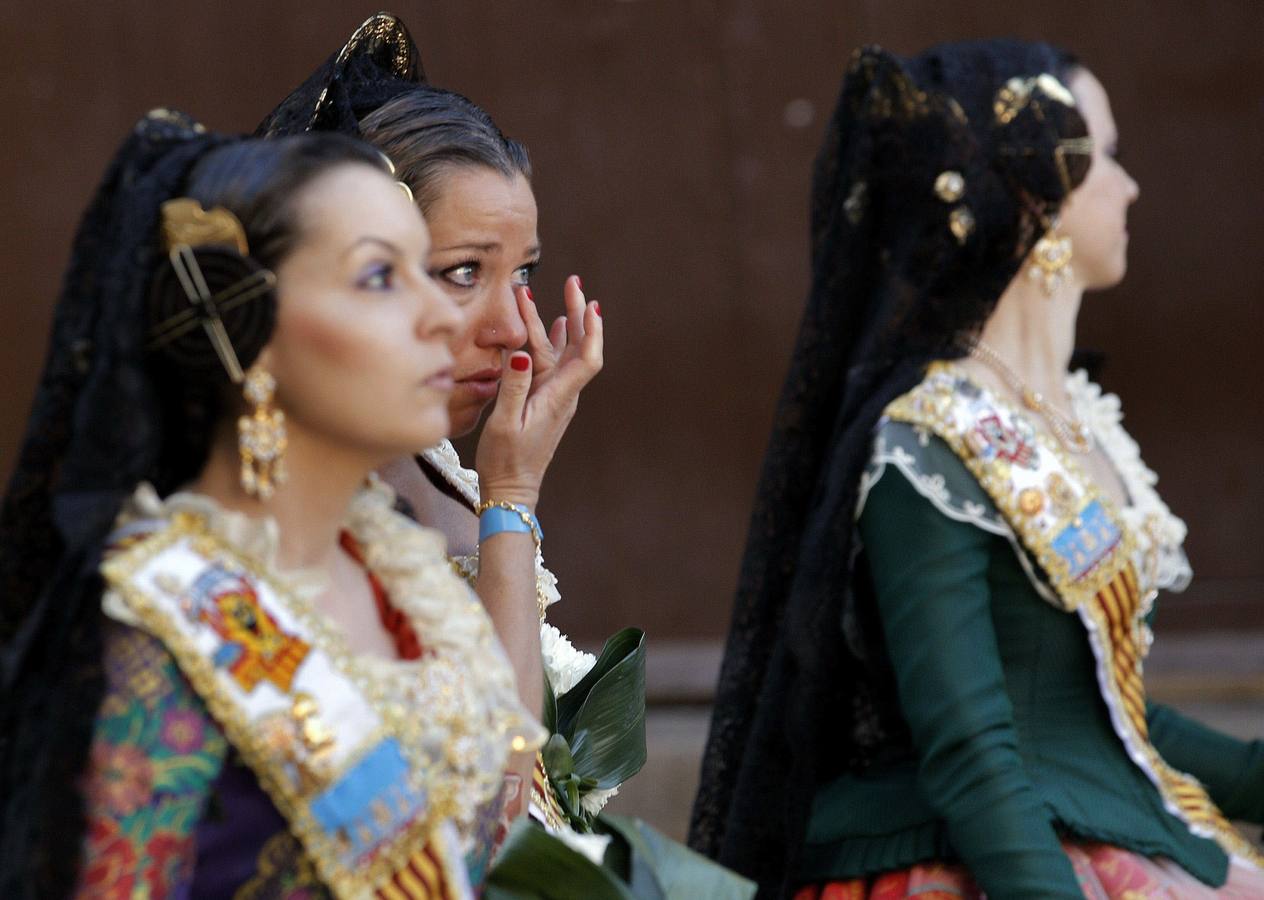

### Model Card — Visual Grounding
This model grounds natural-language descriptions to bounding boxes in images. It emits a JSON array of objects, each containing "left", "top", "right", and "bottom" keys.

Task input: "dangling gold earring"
[
  {"left": 238, "top": 365, "right": 287, "bottom": 500},
  {"left": 1028, "top": 218, "right": 1073, "bottom": 296}
]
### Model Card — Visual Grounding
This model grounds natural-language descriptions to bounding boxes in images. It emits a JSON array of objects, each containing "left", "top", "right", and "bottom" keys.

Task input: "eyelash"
[
  {"left": 358, "top": 263, "right": 394, "bottom": 291},
  {"left": 434, "top": 259, "right": 541, "bottom": 289}
]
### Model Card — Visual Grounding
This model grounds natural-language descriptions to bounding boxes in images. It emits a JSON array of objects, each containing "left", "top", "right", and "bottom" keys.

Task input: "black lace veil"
[
  {"left": 688, "top": 41, "right": 1089, "bottom": 897},
  {"left": 255, "top": 12, "right": 424, "bottom": 139},
  {"left": 0, "top": 110, "right": 232, "bottom": 896}
]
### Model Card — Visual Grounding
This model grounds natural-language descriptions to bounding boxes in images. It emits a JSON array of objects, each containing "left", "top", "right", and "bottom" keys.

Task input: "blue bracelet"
[{"left": 478, "top": 501, "right": 543, "bottom": 547}]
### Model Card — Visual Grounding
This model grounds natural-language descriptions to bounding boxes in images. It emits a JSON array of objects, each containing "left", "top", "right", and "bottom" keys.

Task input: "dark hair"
[
  {"left": 185, "top": 132, "right": 388, "bottom": 270},
  {"left": 359, "top": 86, "right": 531, "bottom": 213},
  {"left": 691, "top": 40, "right": 1090, "bottom": 897},
  {"left": 147, "top": 132, "right": 390, "bottom": 493},
  {"left": 0, "top": 119, "right": 387, "bottom": 897}
]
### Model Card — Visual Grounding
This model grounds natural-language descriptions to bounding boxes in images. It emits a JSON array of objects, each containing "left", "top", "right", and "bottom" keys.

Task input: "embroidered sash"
[
  {"left": 102, "top": 510, "right": 472, "bottom": 900},
  {"left": 886, "top": 362, "right": 1264, "bottom": 867}
]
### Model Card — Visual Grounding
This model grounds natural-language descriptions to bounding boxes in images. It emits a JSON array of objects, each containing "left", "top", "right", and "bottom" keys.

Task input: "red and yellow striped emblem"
[{"left": 1087, "top": 564, "right": 1263, "bottom": 867}]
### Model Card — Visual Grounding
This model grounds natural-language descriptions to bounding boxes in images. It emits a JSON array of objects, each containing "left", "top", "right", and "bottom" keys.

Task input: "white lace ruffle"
[
  {"left": 420, "top": 441, "right": 619, "bottom": 817},
  {"left": 1067, "top": 370, "right": 1192, "bottom": 594}
]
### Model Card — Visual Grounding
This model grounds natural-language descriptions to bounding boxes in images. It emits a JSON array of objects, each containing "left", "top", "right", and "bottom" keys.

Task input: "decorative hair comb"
[
  {"left": 148, "top": 199, "right": 276, "bottom": 383},
  {"left": 993, "top": 73, "right": 1076, "bottom": 124}
]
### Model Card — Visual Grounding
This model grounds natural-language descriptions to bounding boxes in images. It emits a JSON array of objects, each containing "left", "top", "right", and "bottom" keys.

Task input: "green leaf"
[
  {"left": 540, "top": 735, "right": 590, "bottom": 830},
  {"left": 484, "top": 820, "right": 636, "bottom": 900},
  {"left": 595, "top": 815, "right": 757, "bottom": 900},
  {"left": 559, "top": 629, "right": 647, "bottom": 789},
  {"left": 555, "top": 628, "right": 644, "bottom": 738},
  {"left": 542, "top": 734, "right": 575, "bottom": 782},
  {"left": 543, "top": 664, "right": 559, "bottom": 734}
]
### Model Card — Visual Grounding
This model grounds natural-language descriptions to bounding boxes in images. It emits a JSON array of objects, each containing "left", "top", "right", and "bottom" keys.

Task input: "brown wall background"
[{"left": 3, "top": 1, "right": 1262, "bottom": 648}]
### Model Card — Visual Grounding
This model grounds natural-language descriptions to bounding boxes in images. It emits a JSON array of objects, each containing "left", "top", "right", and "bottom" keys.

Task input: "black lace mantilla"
[{"left": 688, "top": 41, "right": 1088, "bottom": 898}]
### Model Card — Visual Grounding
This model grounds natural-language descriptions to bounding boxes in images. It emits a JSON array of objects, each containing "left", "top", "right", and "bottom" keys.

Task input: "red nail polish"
[
  {"left": 510, "top": 355, "right": 530, "bottom": 372},
  {"left": 576, "top": 275, "right": 584, "bottom": 291},
  {"left": 593, "top": 302, "right": 601, "bottom": 317},
  {"left": 526, "top": 287, "right": 534, "bottom": 302}
]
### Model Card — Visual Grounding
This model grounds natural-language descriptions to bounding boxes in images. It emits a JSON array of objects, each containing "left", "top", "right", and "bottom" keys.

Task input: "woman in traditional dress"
[
  {"left": 690, "top": 40, "right": 1264, "bottom": 898},
  {"left": 256, "top": 14, "right": 619, "bottom": 832},
  {"left": 0, "top": 110, "right": 605, "bottom": 896}
]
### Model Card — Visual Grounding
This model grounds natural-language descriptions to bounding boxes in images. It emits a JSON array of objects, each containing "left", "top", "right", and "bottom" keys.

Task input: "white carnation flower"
[
  {"left": 540, "top": 622, "right": 596, "bottom": 696},
  {"left": 580, "top": 784, "right": 619, "bottom": 817}
]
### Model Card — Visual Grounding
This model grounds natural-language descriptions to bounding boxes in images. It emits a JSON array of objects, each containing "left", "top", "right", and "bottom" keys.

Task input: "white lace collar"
[
  {"left": 419, "top": 440, "right": 481, "bottom": 509},
  {"left": 1066, "top": 370, "right": 1192, "bottom": 594}
]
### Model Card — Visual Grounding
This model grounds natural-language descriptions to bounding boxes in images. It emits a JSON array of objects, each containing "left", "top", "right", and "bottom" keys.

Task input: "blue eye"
[
  {"left": 439, "top": 262, "right": 479, "bottom": 288},
  {"left": 512, "top": 261, "right": 540, "bottom": 288},
  {"left": 360, "top": 263, "right": 394, "bottom": 290}
]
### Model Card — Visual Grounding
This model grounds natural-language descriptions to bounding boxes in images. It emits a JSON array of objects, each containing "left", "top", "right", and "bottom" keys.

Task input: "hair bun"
[{"left": 147, "top": 246, "right": 276, "bottom": 382}]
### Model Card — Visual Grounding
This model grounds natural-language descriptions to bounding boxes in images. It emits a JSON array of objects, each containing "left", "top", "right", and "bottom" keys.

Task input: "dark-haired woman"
[
  {"left": 0, "top": 114, "right": 575, "bottom": 897},
  {"left": 258, "top": 15, "right": 613, "bottom": 834},
  {"left": 691, "top": 42, "right": 1264, "bottom": 899}
]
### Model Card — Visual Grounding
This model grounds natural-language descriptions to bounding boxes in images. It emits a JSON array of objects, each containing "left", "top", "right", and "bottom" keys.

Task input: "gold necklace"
[{"left": 968, "top": 339, "right": 1094, "bottom": 454}]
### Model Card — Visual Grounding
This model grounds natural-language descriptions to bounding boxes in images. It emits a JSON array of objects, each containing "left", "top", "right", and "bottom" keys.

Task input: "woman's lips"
[
  {"left": 423, "top": 367, "right": 455, "bottom": 392},
  {"left": 456, "top": 367, "right": 502, "bottom": 400}
]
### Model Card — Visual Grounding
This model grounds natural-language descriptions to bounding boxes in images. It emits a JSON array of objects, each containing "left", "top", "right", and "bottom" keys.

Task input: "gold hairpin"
[
  {"left": 161, "top": 198, "right": 249, "bottom": 255},
  {"left": 151, "top": 198, "right": 274, "bottom": 383},
  {"left": 994, "top": 72, "right": 1076, "bottom": 125},
  {"left": 1053, "top": 136, "right": 1096, "bottom": 194}
]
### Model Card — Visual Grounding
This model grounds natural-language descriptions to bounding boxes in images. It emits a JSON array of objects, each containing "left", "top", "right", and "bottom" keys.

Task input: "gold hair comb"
[
  {"left": 161, "top": 198, "right": 249, "bottom": 255},
  {"left": 993, "top": 73, "right": 1076, "bottom": 125}
]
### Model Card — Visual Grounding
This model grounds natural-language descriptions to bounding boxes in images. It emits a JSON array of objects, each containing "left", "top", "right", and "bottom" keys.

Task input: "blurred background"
[{"left": 3, "top": 1, "right": 1262, "bottom": 840}]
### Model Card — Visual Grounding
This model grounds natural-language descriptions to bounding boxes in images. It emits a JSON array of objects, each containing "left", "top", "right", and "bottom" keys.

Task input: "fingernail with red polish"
[
  {"left": 526, "top": 287, "right": 534, "bottom": 302},
  {"left": 593, "top": 302, "right": 601, "bottom": 317},
  {"left": 575, "top": 275, "right": 584, "bottom": 291},
  {"left": 510, "top": 354, "right": 530, "bottom": 372}
]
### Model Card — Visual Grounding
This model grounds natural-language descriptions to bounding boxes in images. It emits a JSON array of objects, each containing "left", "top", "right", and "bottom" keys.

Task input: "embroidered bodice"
[
  {"left": 801, "top": 363, "right": 1264, "bottom": 894},
  {"left": 862, "top": 366, "right": 1191, "bottom": 606},
  {"left": 878, "top": 362, "right": 1260, "bottom": 868},
  {"left": 97, "top": 480, "right": 545, "bottom": 897}
]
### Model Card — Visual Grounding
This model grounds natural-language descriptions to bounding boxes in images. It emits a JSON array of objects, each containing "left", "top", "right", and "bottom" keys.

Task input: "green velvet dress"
[{"left": 799, "top": 371, "right": 1264, "bottom": 898}]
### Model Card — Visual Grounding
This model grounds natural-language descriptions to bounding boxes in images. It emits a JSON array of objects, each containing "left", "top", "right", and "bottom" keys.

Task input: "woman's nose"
[{"left": 477, "top": 282, "right": 529, "bottom": 350}]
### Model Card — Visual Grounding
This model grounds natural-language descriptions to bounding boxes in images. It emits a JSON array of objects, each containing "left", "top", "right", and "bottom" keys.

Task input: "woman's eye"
[
  {"left": 359, "top": 264, "right": 394, "bottom": 290},
  {"left": 512, "top": 262, "right": 539, "bottom": 288},
  {"left": 440, "top": 263, "right": 479, "bottom": 288}
]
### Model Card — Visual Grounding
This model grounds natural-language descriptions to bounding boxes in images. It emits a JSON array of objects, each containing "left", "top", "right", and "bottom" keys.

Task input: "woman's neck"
[
  {"left": 189, "top": 420, "right": 375, "bottom": 572},
  {"left": 972, "top": 274, "right": 1083, "bottom": 400}
]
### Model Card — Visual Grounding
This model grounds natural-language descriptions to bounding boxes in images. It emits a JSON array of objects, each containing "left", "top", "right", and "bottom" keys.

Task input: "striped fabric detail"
[
  {"left": 530, "top": 753, "right": 571, "bottom": 831},
  {"left": 376, "top": 843, "right": 454, "bottom": 899},
  {"left": 1091, "top": 565, "right": 1264, "bottom": 867}
]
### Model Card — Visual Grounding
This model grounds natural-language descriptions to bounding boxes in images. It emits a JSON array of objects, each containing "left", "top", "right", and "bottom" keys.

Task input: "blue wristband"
[{"left": 478, "top": 503, "right": 543, "bottom": 546}]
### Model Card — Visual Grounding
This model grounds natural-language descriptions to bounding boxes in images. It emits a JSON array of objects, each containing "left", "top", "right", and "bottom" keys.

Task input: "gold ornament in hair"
[
  {"left": 161, "top": 198, "right": 249, "bottom": 255},
  {"left": 375, "top": 150, "right": 416, "bottom": 204},
  {"left": 993, "top": 72, "right": 1076, "bottom": 125},
  {"left": 151, "top": 199, "right": 276, "bottom": 384},
  {"left": 1053, "top": 135, "right": 1095, "bottom": 195}
]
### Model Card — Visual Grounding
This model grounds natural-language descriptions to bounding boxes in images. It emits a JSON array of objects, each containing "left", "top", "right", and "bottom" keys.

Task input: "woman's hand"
[{"left": 475, "top": 275, "right": 603, "bottom": 509}]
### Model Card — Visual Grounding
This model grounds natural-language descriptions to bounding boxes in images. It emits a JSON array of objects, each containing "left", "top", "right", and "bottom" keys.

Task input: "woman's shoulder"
[
  {"left": 861, "top": 416, "right": 1006, "bottom": 536},
  {"left": 863, "top": 361, "right": 1006, "bottom": 534}
]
